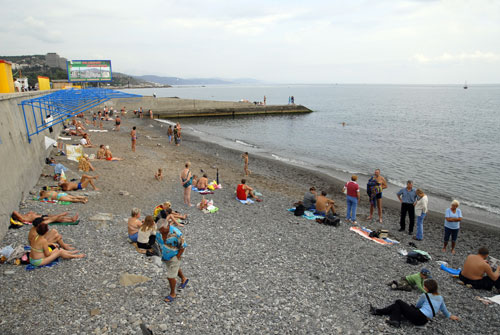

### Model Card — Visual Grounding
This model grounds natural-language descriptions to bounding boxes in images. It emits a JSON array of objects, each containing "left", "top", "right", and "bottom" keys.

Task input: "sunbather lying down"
[
  {"left": 39, "top": 190, "right": 88, "bottom": 203},
  {"left": 29, "top": 222, "right": 84, "bottom": 267},
  {"left": 60, "top": 174, "right": 99, "bottom": 191},
  {"left": 12, "top": 210, "right": 78, "bottom": 224},
  {"left": 28, "top": 217, "right": 74, "bottom": 251}
]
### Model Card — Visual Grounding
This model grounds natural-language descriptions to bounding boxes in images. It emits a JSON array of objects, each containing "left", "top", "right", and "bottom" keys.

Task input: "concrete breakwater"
[{"left": 108, "top": 96, "right": 312, "bottom": 118}]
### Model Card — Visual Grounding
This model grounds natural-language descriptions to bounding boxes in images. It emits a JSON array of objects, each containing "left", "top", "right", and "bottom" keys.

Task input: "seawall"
[
  {"left": 0, "top": 91, "right": 63, "bottom": 239},
  {"left": 106, "top": 96, "right": 312, "bottom": 118}
]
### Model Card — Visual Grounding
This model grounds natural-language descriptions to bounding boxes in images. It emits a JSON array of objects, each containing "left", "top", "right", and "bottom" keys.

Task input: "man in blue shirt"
[
  {"left": 397, "top": 180, "right": 417, "bottom": 234},
  {"left": 157, "top": 219, "right": 189, "bottom": 302}
]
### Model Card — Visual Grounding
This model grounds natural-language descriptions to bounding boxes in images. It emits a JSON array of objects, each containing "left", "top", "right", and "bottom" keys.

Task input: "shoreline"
[{"left": 171, "top": 119, "right": 500, "bottom": 234}]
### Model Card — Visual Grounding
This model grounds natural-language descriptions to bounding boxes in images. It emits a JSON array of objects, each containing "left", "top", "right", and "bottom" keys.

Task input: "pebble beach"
[{"left": 0, "top": 113, "right": 499, "bottom": 335}]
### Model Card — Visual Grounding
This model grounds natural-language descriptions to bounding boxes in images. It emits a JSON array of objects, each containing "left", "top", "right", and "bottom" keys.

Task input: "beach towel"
[
  {"left": 287, "top": 208, "right": 324, "bottom": 220},
  {"left": 191, "top": 187, "right": 214, "bottom": 194},
  {"left": 349, "top": 226, "right": 400, "bottom": 245},
  {"left": 25, "top": 258, "right": 59, "bottom": 271},
  {"left": 66, "top": 144, "right": 83, "bottom": 162},
  {"left": 49, "top": 220, "right": 80, "bottom": 226},
  {"left": 486, "top": 295, "right": 500, "bottom": 305},
  {"left": 58, "top": 136, "right": 71, "bottom": 140},
  {"left": 88, "top": 129, "right": 108, "bottom": 132},
  {"left": 33, "top": 196, "right": 72, "bottom": 205},
  {"left": 440, "top": 264, "right": 461, "bottom": 276},
  {"left": 237, "top": 198, "right": 254, "bottom": 204}
]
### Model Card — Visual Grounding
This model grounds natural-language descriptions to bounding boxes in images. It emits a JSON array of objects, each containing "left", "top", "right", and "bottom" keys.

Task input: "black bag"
[
  {"left": 294, "top": 204, "right": 305, "bottom": 216},
  {"left": 369, "top": 230, "right": 381, "bottom": 238},
  {"left": 323, "top": 214, "right": 340, "bottom": 226},
  {"left": 406, "top": 251, "right": 430, "bottom": 265}
]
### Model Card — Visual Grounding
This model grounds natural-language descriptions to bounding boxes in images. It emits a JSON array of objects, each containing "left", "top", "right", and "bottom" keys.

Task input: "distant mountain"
[{"left": 135, "top": 75, "right": 261, "bottom": 86}]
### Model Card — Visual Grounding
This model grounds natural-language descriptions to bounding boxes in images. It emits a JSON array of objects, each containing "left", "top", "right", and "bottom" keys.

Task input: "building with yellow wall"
[{"left": 0, "top": 60, "right": 15, "bottom": 93}]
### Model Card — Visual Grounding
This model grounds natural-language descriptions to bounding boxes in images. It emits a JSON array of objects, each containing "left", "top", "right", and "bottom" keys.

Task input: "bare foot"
[
  {"left": 72, "top": 213, "right": 79, "bottom": 221},
  {"left": 451, "top": 249, "right": 456, "bottom": 255},
  {"left": 367, "top": 216, "right": 373, "bottom": 221},
  {"left": 63, "top": 244, "right": 76, "bottom": 251},
  {"left": 442, "top": 248, "right": 447, "bottom": 252},
  {"left": 94, "top": 188, "right": 100, "bottom": 191}
]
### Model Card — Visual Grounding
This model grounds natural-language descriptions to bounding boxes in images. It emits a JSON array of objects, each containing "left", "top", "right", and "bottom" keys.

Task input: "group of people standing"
[{"left": 342, "top": 169, "right": 462, "bottom": 254}]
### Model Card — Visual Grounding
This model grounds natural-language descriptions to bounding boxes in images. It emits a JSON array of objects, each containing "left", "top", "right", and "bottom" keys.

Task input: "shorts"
[
  {"left": 315, "top": 210, "right": 326, "bottom": 216},
  {"left": 129, "top": 232, "right": 138, "bottom": 242},
  {"left": 166, "top": 255, "right": 181, "bottom": 278},
  {"left": 376, "top": 193, "right": 382, "bottom": 199},
  {"left": 77, "top": 182, "right": 82, "bottom": 190},
  {"left": 106, "top": 157, "right": 112, "bottom": 161},
  {"left": 116, "top": 121, "right": 121, "bottom": 125},
  {"left": 444, "top": 227, "right": 459, "bottom": 242}
]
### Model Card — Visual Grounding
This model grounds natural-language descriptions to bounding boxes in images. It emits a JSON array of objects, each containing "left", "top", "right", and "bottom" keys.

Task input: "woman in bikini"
[
  {"left": 39, "top": 190, "right": 88, "bottom": 203},
  {"left": 180, "top": 161, "right": 193, "bottom": 206},
  {"left": 29, "top": 223, "right": 84, "bottom": 267}
]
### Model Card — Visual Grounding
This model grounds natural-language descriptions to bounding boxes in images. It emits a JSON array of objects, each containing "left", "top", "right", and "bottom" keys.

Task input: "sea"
[{"left": 121, "top": 84, "right": 500, "bottom": 228}]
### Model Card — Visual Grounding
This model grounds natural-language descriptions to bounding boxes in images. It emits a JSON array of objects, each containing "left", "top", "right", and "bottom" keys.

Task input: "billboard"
[{"left": 67, "top": 60, "right": 112, "bottom": 82}]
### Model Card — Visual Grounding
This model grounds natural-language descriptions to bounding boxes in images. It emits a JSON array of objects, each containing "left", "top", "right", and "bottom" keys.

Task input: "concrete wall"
[{"left": 0, "top": 91, "right": 63, "bottom": 239}]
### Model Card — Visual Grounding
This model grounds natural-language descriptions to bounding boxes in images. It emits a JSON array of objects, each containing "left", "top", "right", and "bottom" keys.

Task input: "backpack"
[
  {"left": 323, "top": 213, "right": 340, "bottom": 226},
  {"left": 294, "top": 204, "right": 305, "bottom": 216}
]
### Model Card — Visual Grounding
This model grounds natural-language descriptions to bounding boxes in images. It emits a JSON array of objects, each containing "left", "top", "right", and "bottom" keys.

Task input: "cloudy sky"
[{"left": 2, "top": 0, "right": 500, "bottom": 84}]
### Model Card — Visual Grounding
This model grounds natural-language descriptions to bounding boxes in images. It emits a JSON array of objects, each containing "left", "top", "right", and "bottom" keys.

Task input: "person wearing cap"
[
  {"left": 388, "top": 268, "right": 432, "bottom": 293},
  {"left": 397, "top": 180, "right": 417, "bottom": 234}
]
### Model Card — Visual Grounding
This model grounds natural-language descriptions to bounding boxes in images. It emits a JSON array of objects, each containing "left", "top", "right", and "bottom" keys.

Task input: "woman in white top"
[
  {"left": 137, "top": 215, "right": 157, "bottom": 251},
  {"left": 413, "top": 189, "right": 428, "bottom": 241}
]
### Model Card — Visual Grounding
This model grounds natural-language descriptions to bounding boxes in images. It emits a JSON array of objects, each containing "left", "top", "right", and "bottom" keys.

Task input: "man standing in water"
[
  {"left": 242, "top": 152, "right": 251, "bottom": 176},
  {"left": 367, "top": 169, "right": 388, "bottom": 223}
]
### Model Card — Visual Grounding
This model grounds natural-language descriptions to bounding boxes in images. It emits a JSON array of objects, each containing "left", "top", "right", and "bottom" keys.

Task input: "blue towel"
[
  {"left": 26, "top": 258, "right": 59, "bottom": 271},
  {"left": 287, "top": 208, "right": 324, "bottom": 220},
  {"left": 54, "top": 163, "right": 67, "bottom": 175},
  {"left": 237, "top": 198, "right": 254, "bottom": 204},
  {"left": 440, "top": 264, "right": 461, "bottom": 276}
]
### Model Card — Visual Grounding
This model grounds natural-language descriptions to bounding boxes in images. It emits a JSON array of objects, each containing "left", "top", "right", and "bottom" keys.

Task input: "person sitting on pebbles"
[
  {"left": 137, "top": 215, "right": 157, "bottom": 252},
  {"left": 128, "top": 208, "right": 143, "bottom": 243},
  {"left": 236, "top": 179, "right": 262, "bottom": 202},
  {"left": 154, "top": 202, "right": 188, "bottom": 222},
  {"left": 28, "top": 217, "right": 75, "bottom": 251},
  {"left": 78, "top": 154, "right": 95, "bottom": 172},
  {"left": 370, "top": 279, "right": 459, "bottom": 328},
  {"left": 459, "top": 247, "right": 500, "bottom": 291},
  {"left": 196, "top": 174, "right": 209, "bottom": 190},
  {"left": 39, "top": 189, "right": 88, "bottom": 203},
  {"left": 80, "top": 134, "right": 94, "bottom": 148},
  {"left": 29, "top": 223, "right": 85, "bottom": 267},
  {"left": 315, "top": 191, "right": 335, "bottom": 216},
  {"left": 104, "top": 145, "right": 124, "bottom": 161},
  {"left": 96, "top": 144, "right": 106, "bottom": 159},
  {"left": 387, "top": 268, "right": 431, "bottom": 293}
]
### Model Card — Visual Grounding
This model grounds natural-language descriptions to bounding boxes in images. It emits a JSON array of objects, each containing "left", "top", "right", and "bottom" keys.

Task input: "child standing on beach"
[
  {"left": 167, "top": 126, "right": 173, "bottom": 143},
  {"left": 131, "top": 126, "right": 137, "bottom": 152},
  {"left": 242, "top": 152, "right": 251, "bottom": 176},
  {"left": 155, "top": 168, "right": 163, "bottom": 181}
]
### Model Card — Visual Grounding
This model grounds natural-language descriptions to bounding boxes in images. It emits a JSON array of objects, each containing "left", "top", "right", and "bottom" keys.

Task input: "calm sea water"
[{"left": 122, "top": 84, "right": 500, "bottom": 226}]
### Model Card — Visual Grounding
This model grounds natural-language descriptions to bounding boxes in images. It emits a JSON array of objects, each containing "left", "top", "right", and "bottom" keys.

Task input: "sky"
[{"left": 1, "top": 0, "right": 500, "bottom": 84}]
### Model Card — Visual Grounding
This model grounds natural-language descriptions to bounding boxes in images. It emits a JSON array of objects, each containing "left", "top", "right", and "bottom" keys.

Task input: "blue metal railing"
[{"left": 19, "top": 88, "right": 141, "bottom": 143}]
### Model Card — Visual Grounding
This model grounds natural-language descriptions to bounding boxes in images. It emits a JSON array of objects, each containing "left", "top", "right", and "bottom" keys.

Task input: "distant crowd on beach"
[{"left": 10, "top": 99, "right": 500, "bottom": 327}]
